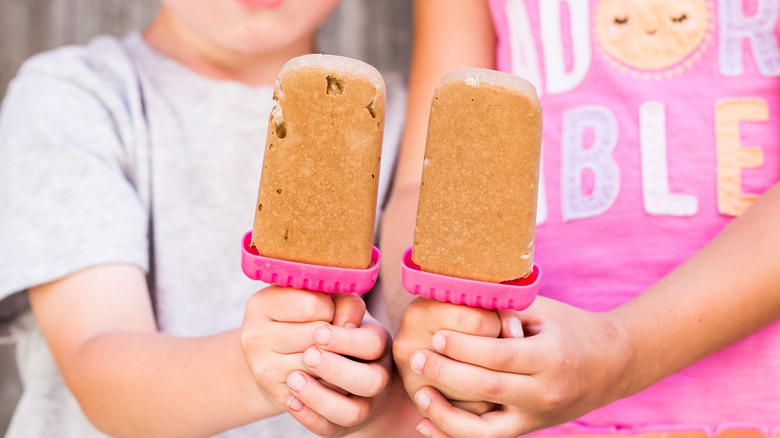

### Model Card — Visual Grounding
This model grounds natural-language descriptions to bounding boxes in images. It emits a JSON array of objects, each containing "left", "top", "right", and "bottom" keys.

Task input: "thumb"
[
  {"left": 331, "top": 293, "right": 366, "bottom": 327},
  {"left": 498, "top": 312, "right": 525, "bottom": 339},
  {"left": 497, "top": 295, "right": 553, "bottom": 338}
]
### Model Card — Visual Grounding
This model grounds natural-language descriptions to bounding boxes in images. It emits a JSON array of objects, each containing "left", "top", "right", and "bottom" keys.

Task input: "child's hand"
[
  {"left": 393, "top": 298, "right": 502, "bottom": 415},
  {"left": 286, "top": 295, "right": 394, "bottom": 437},
  {"left": 407, "top": 296, "right": 630, "bottom": 438},
  {"left": 240, "top": 285, "right": 337, "bottom": 411}
]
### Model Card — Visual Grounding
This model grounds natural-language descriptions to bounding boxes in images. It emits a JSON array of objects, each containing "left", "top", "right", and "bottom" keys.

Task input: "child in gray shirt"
[{"left": 0, "top": 1, "right": 411, "bottom": 437}]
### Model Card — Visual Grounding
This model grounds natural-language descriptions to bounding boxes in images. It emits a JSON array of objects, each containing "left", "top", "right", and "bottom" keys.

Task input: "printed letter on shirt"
[
  {"left": 714, "top": 99, "right": 767, "bottom": 216},
  {"left": 540, "top": 0, "right": 591, "bottom": 94},
  {"left": 639, "top": 102, "right": 699, "bottom": 216},
  {"left": 719, "top": 0, "right": 780, "bottom": 77},
  {"left": 506, "top": 0, "right": 544, "bottom": 96},
  {"left": 561, "top": 106, "right": 620, "bottom": 221}
]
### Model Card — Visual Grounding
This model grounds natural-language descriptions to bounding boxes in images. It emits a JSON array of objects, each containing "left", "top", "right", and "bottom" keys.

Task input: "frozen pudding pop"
[
  {"left": 402, "top": 68, "right": 543, "bottom": 310},
  {"left": 241, "top": 54, "right": 385, "bottom": 294}
]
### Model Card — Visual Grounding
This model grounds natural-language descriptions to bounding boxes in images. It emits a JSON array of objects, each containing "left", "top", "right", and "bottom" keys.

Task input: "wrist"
[
  {"left": 597, "top": 309, "right": 638, "bottom": 403},
  {"left": 231, "top": 329, "right": 285, "bottom": 418}
]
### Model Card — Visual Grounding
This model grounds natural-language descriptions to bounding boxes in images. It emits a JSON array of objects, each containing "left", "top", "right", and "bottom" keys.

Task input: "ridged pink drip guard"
[
  {"left": 401, "top": 247, "right": 540, "bottom": 310},
  {"left": 241, "top": 231, "right": 380, "bottom": 294}
]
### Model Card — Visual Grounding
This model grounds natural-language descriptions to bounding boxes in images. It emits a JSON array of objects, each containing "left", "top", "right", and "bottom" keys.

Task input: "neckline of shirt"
[{"left": 123, "top": 31, "right": 274, "bottom": 101}]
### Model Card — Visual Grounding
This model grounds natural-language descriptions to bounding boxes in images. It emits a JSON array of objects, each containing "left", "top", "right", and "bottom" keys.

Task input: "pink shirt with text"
[{"left": 488, "top": 0, "right": 780, "bottom": 434}]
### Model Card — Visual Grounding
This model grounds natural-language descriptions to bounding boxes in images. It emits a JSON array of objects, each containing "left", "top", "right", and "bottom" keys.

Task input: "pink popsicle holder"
[
  {"left": 401, "top": 247, "right": 541, "bottom": 311},
  {"left": 241, "top": 231, "right": 380, "bottom": 294}
]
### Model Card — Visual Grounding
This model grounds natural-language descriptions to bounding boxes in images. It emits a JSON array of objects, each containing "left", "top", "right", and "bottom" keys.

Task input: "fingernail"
[
  {"left": 410, "top": 350, "right": 426, "bottom": 373},
  {"left": 303, "top": 347, "right": 322, "bottom": 368},
  {"left": 344, "top": 322, "right": 357, "bottom": 328},
  {"left": 288, "top": 372, "right": 306, "bottom": 392},
  {"left": 415, "top": 390, "right": 431, "bottom": 410},
  {"left": 287, "top": 395, "right": 304, "bottom": 411},
  {"left": 431, "top": 332, "right": 446, "bottom": 351},
  {"left": 314, "top": 326, "right": 331, "bottom": 345},
  {"left": 416, "top": 423, "right": 432, "bottom": 437},
  {"left": 508, "top": 316, "right": 524, "bottom": 338}
]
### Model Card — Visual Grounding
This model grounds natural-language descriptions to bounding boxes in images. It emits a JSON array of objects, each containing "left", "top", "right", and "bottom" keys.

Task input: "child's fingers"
[
  {"left": 302, "top": 347, "right": 390, "bottom": 397},
  {"left": 331, "top": 293, "right": 366, "bottom": 327},
  {"left": 402, "top": 298, "right": 501, "bottom": 337},
  {"left": 415, "top": 418, "right": 453, "bottom": 438},
  {"left": 313, "top": 322, "right": 388, "bottom": 360},
  {"left": 414, "top": 387, "right": 521, "bottom": 438},
  {"left": 242, "top": 351, "right": 307, "bottom": 406},
  {"left": 431, "top": 330, "right": 545, "bottom": 373},
  {"left": 448, "top": 400, "right": 495, "bottom": 416},
  {"left": 248, "top": 321, "right": 330, "bottom": 354},
  {"left": 241, "top": 320, "right": 327, "bottom": 355},
  {"left": 412, "top": 387, "right": 481, "bottom": 437},
  {"left": 409, "top": 349, "right": 534, "bottom": 406},
  {"left": 248, "top": 286, "right": 335, "bottom": 323},
  {"left": 286, "top": 394, "right": 344, "bottom": 438},
  {"left": 287, "top": 371, "right": 373, "bottom": 428}
]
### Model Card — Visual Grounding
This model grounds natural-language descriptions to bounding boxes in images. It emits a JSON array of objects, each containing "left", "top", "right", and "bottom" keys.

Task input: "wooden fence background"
[{"left": 0, "top": 0, "right": 412, "bottom": 433}]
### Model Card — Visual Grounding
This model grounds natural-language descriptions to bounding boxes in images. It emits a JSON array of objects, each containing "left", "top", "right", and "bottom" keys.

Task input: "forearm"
[
  {"left": 611, "top": 183, "right": 780, "bottom": 397},
  {"left": 380, "top": 185, "right": 420, "bottom": 332},
  {"left": 64, "top": 329, "right": 279, "bottom": 438}
]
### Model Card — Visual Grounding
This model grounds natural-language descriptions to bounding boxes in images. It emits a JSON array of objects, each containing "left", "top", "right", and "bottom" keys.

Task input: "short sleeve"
[{"left": 0, "top": 51, "right": 149, "bottom": 307}]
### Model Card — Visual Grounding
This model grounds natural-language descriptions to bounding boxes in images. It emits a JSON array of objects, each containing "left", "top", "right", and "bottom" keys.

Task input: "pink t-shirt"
[{"left": 488, "top": 0, "right": 780, "bottom": 435}]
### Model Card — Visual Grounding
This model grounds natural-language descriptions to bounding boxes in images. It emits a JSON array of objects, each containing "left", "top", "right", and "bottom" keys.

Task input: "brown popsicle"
[
  {"left": 252, "top": 54, "right": 385, "bottom": 269},
  {"left": 412, "top": 68, "right": 542, "bottom": 283}
]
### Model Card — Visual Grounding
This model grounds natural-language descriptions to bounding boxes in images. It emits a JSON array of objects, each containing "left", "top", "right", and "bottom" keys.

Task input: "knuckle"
[
  {"left": 455, "top": 311, "right": 487, "bottom": 335},
  {"left": 298, "top": 298, "right": 321, "bottom": 321},
  {"left": 392, "top": 333, "right": 415, "bottom": 359},
  {"left": 317, "top": 354, "right": 341, "bottom": 380},
  {"left": 364, "top": 333, "right": 386, "bottom": 359},
  {"left": 238, "top": 328, "right": 252, "bottom": 352},
  {"left": 243, "top": 292, "right": 266, "bottom": 318},
  {"left": 342, "top": 293, "right": 366, "bottom": 313},
  {"left": 343, "top": 403, "right": 368, "bottom": 428},
  {"left": 365, "top": 367, "right": 390, "bottom": 397},
  {"left": 490, "top": 345, "right": 515, "bottom": 369},
  {"left": 477, "top": 376, "right": 503, "bottom": 399},
  {"left": 271, "top": 389, "right": 289, "bottom": 408},
  {"left": 427, "top": 406, "right": 452, "bottom": 433},
  {"left": 423, "top": 354, "right": 444, "bottom": 381},
  {"left": 547, "top": 346, "right": 570, "bottom": 372},
  {"left": 404, "top": 298, "right": 433, "bottom": 323},
  {"left": 249, "top": 364, "right": 267, "bottom": 381},
  {"left": 539, "top": 386, "right": 568, "bottom": 411}
]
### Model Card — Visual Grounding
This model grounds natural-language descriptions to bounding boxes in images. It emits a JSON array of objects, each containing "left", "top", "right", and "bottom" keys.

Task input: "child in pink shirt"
[{"left": 386, "top": 0, "right": 780, "bottom": 437}]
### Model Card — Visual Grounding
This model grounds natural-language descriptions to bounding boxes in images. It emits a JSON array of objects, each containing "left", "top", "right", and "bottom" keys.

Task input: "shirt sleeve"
[{"left": 0, "top": 53, "right": 149, "bottom": 309}]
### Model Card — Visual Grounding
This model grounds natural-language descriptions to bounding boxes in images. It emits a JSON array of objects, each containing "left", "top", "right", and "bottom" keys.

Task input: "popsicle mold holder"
[
  {"left": 241, "top": 231, "right": 381, "bottom": 294},
  {"left": 401, "top": 247, "right": 541, "bottom": 311}
]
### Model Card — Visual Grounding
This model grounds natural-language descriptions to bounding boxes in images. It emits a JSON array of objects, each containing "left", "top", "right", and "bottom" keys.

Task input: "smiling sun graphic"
[{"left": 594, "top": 0, "right": 714, "bottom": 79}]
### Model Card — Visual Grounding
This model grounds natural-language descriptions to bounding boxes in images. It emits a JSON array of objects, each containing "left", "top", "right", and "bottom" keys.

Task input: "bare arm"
[
  {"left": 615, "top": 182, "right": 780, "bottom": 394},
  {"left": 380, "top": 0, "right": 497, "bottom": 332},
  {"left": 29, "top": 264, "right": 277, "bottom": 438}
]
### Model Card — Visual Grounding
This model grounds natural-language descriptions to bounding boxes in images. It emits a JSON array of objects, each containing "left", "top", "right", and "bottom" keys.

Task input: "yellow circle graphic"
[{"left": 594, "top": 0, "right": 713, "bottom": 77}]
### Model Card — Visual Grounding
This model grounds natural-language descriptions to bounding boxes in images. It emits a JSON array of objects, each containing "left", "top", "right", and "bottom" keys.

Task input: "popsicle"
[
  {"left": 242, "top": 54, "right": 385, "bottom": 293},
  {"left": 403, "top": 68, "right": 542, "bottom": 309}
]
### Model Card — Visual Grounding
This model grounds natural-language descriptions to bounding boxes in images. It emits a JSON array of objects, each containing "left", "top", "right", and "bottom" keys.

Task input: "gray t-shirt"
[{"left": 0, "top": 33, "right": 405, "bottom": 437}]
